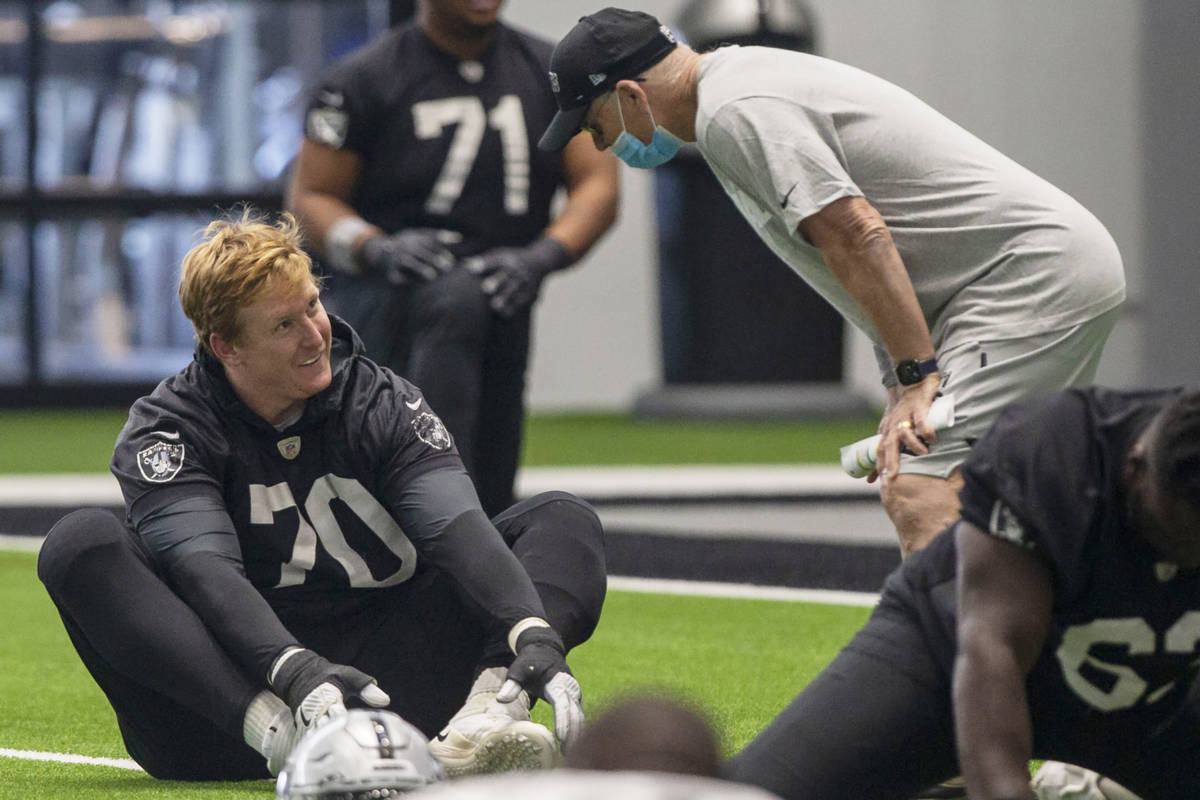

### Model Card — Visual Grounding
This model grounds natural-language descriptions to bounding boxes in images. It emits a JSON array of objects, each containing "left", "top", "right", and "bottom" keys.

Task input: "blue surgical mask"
[{"left": 607, "top": 94, "right": 683, "bottom": 169}]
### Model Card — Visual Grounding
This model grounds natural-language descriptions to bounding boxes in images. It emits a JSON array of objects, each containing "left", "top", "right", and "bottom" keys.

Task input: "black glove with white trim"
[
  {"left": 357, "top": 228, "right": 462, "bottom": 285},
  {"left": 269, "top": 647, "right": 390, "bottom": 733},
  {"left": 463, "top": 236, "right": 571, "bottom": 317},
  {"left": 497, "top": 626, "right": 583, "bottom": 751}
]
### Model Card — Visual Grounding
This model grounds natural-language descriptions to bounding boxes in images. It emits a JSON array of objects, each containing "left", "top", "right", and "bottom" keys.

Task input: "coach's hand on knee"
[
  {"left": 498, "top": 623, "right": 584, "bottom": 751},
  {"left": 269, "top": 646, "right": 390, "bottom": 732}
]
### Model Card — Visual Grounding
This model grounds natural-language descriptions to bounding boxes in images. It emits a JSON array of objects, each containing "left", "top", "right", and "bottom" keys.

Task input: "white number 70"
[{"left": 250, "top": 476, "right": 417, "bottom": 589}]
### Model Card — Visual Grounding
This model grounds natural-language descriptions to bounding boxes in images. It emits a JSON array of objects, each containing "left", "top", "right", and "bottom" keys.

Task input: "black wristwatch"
[{"left": 894, "top": 357, "right": 939, "bottom": 386}]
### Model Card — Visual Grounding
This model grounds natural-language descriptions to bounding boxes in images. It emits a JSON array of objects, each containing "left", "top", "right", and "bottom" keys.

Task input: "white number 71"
[{"left": 413, "top": 94, "right": 529, "bottom": 216}]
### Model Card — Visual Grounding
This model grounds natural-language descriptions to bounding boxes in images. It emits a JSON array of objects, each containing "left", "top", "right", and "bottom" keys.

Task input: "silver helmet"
[{"left": 276, "top": 710, "right": 445, "bottom": 799}]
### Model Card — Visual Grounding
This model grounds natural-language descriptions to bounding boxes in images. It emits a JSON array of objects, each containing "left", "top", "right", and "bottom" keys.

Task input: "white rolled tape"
[{"left": 840, "top": 394, "right": 956, "bottom": 478}]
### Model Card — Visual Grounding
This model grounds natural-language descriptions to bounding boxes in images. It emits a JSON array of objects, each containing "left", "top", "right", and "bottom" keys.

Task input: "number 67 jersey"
[
  {"left": 110, "top": 317, "right": 479, "bottom": 596},
  {"left": 304, "top": 20, "right": 564, "bottom": 254},
  {"left": 946, "top": 386, "right": 1200, "bottom": 741}
]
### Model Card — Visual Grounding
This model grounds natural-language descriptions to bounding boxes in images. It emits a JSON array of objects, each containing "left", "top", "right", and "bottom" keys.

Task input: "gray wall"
[
  {"left": 507, "top": 1, "right": 1176, "bottom": 412},
  {"left": 1142, "top": 2, "right": 1200, "bottom": 388}
]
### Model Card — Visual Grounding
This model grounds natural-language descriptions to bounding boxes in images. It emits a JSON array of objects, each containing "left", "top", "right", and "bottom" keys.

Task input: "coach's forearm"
[{"left": 802, "top": 196, "right": 934, "bottom": 364}]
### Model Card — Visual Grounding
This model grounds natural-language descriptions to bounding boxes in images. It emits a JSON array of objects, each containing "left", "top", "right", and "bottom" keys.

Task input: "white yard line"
[{"left": 0, "top": 747, "right": 142, "bottom": 771}]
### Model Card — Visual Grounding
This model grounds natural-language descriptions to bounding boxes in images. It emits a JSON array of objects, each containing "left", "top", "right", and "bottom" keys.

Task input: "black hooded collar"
[{"left": 192, "top": 315, "right": 365, "bottom": 432}]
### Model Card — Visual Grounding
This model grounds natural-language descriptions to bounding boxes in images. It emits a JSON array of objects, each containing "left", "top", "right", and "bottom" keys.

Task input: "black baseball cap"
[{"left": 537, "top": 8, "right": 678, "bottom": 152}]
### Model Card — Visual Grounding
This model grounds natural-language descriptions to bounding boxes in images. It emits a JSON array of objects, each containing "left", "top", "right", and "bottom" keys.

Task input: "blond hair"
[{"left": 178, "top": 209, "right": 320, "bottom": 355}]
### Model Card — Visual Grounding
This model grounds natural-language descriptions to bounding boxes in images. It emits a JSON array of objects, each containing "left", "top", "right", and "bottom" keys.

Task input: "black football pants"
[
  {"left": 328, "top": 268, "right": 530, "bottom": 518},
  {"left": 36, "top": 492, "right": 605, "bottom": 781},
  {"left": 724, "top": 609, "right": 960, "bottom": 800}
]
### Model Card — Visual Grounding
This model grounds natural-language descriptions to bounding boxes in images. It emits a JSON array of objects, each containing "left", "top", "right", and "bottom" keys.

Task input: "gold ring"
[{"left": 897, "top": 420, "right": 914, "bottom": 430}]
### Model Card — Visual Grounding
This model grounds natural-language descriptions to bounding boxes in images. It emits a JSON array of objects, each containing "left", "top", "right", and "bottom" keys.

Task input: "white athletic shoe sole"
[{"left": 430, "top": 718, "right": 557, "bottom": 778}]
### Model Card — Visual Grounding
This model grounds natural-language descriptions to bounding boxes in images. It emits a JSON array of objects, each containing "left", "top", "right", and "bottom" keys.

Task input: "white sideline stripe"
[
  {"left": 0, "top": 465, "right": 874, "bottom": 506},
  {"left": 0, "top": 474, "right": 123, "bottom": 505},
  {"left": 518, "top": 464, "right": 872, "bottom": 499},
  {"left": 0, "top": 747, "right": 143, "bottom": 771},
  {"left": 0, "top": 534, "right": 42, "bottom": 552},
  {"left": 609, "top": 575, "right": 879, "bottom": 607}
]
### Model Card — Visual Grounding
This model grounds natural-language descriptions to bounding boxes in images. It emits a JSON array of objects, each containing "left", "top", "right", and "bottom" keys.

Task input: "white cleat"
[
  {"left": 430, "top": 714, "right": 557, "bottom": 777},
  {"left": 430, "top": 667, "right": 558, "bottom": 778},
  {"left": 1032, "top": 762, "right": 1144, "bottom": 800}
]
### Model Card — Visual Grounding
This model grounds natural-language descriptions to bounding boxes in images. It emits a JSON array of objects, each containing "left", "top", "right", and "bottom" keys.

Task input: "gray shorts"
[{"left": 899, "top": 306, "right": 1121, "bottom": 478}]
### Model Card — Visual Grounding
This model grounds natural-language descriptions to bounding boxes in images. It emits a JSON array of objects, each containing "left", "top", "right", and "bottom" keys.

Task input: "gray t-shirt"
[{"left": 694, "top": 46, "right": 1126, "bottom": 356}]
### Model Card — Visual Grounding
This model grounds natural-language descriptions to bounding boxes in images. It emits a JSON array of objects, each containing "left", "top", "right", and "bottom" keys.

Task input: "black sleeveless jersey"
[
  {"left": 885, "top": 386, "right": 1200, "bottom": 738},
  {"left": 110, "top": 317, "right": 478, "bottom": 595},
  {"left": 304, "top": 22, "right": 565, "bottom": 255}
]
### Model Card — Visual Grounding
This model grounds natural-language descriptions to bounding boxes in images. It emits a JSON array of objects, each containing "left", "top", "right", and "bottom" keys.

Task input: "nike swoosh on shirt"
[
  {"left": 780, "top": 183, "right": 798, "bottom": 209},
  {"left": 151, "top": 430, "right": 180, "bottom": 440},
  {"left": 405, "top": 398, "right": 422, "bottom": 411}
]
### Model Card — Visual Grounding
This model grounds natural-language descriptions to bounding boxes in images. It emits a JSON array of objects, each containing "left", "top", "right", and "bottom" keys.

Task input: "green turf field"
[
  {"left": 0, "top": 409, "right": 878, "bottom": 473},
  {"left": 0, "top": 549, "right": 871, "bottom": 798}
]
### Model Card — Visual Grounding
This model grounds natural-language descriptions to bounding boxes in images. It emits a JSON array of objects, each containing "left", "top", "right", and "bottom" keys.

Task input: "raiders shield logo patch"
[
  {"left": 412, "top": 412, "right": 452, "bottom": 451},
  {"left": 988, "top": 500, "right": 1032, "bottom": 548},
  {"left": 277, "top": 436, "right": 301, "bottom": 460},
  {"left": 136, "top": 441, "right": 185, "bottom": 482},
  {"left": 306, "top": 107, "right": 348, "bottom": 148}
]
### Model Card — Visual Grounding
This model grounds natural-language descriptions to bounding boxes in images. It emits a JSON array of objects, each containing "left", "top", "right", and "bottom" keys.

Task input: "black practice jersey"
[
  {"left": 111, "top": 317, "right": 479, "bottom": 595},
  {"left": 304, "top": 22, "right": 565, "bottom": 254},
  {"left": 888, "top": 386, "right": 1199, "bottom": 738}
]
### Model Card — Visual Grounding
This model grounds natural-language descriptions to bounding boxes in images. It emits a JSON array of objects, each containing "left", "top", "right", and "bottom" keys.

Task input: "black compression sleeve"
[
  {"left": 427, "top": 508, "right": 547, "bottom": 630},
  {"left": 166, "top": 549, "right": 300, "bottom": 683}
]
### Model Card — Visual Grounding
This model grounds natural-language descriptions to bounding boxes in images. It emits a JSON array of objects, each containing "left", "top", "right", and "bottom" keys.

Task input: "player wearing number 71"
[
  {"left": 724, "top": 385, "right": 1200, "bottom": 800},
  {"left": 37, "top": 210, "right": 607, "bottom": 781},
  {"left": 286, "top": 0, "right": 618, "bottom": 521}
]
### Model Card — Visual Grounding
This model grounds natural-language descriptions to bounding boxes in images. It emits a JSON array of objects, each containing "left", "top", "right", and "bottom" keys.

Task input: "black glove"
[
  {"left": 496, "top": 626, "right": 583, "bottom": 751},
  {"left": 356, "top": 228, "right": 462, "bottom": 285},
  {"left": 269, "top": 647, "right": 390, "bottom": 731},
  {"left": 463, "top": 236, "right": 572, "bottom": 317}
]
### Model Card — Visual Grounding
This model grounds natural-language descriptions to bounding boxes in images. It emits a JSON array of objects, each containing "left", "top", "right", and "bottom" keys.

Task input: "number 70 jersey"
[
  {"left": 110, "top": 320, "right": 478, "bottom": 593},
  {"left": 305, "top": 21, "right": 566, "bottom": 255}
]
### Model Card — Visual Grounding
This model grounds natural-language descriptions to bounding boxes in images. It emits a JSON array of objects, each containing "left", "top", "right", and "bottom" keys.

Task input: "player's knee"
[
  {"left": 513, "top": 492, "right": 606, "bottom": 643},
  {"left": 529, "top": 491, "right": 603, "bottom": 538},
  {"left": 37, "top": 508, "right": 129, "bottom": 593}
]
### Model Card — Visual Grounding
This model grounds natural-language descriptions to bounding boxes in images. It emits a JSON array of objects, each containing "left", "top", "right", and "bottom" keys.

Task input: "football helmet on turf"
[{"left": 276, "top": 709, "right": 444, "bottom": 798}]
